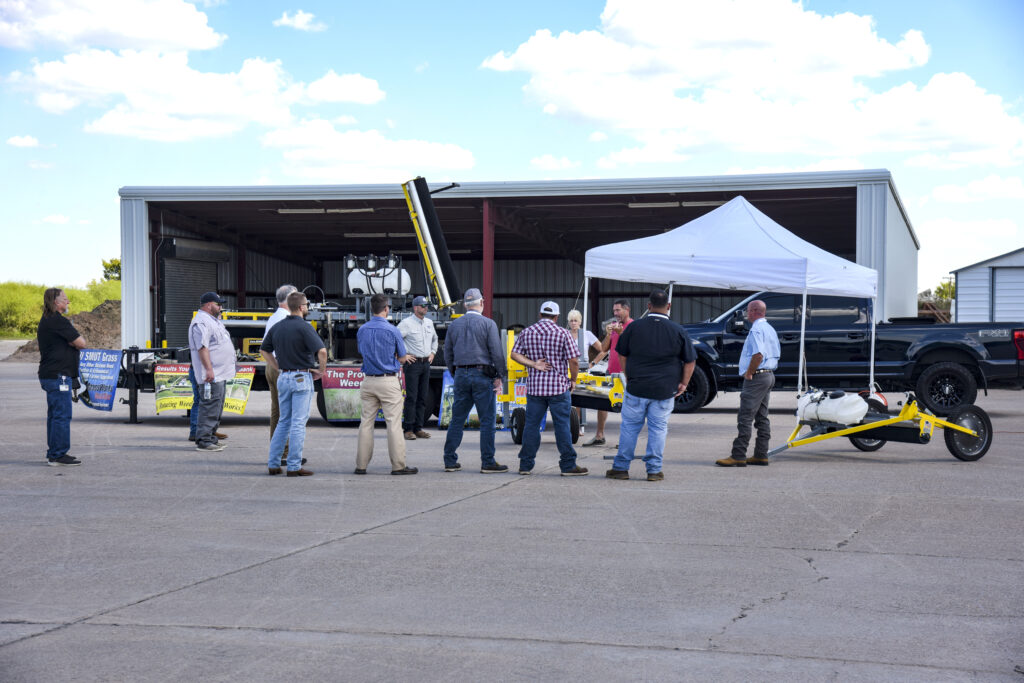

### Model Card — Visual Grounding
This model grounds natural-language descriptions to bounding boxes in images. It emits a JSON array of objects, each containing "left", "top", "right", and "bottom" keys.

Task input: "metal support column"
[{"left": 482, "top": 199, "right": 495, "bottom": 318}]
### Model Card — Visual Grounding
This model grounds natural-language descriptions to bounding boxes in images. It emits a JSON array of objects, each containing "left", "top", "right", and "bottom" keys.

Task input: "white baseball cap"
[{"left": 540, "top": 301, "right": 559, "bottom": 315}]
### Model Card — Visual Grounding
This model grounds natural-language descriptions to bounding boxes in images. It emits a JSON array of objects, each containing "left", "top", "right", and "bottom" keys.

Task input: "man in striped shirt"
[{"left": 510, "top": 301, "right": 588, "bottom": 476}]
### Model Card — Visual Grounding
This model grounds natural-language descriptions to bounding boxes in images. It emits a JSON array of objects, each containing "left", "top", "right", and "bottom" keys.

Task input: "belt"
[
  {"left": 365, "top": 372, "right": 398, "bottom": 377},
  {"left": 280, "top": 369, "right": 308, "bottom": 373},
  {"left": 415, "top": 357, "right": 430, "bottom": 362},
  {"left": 753, "top": 368, "right": 773, "bottom": 374},
  {"left": 456, "top": 365, "right": 490, "bottom": 370}
]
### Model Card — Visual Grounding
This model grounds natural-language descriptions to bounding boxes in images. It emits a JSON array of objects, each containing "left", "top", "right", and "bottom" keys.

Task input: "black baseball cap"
[{"left": 200, "top": 291, "right": 227, "bottom": 305}]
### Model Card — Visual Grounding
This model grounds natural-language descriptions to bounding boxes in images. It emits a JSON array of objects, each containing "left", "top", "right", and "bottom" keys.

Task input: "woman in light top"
[{"left": 566, "top": 309, "right": 606, "bottom": 367}]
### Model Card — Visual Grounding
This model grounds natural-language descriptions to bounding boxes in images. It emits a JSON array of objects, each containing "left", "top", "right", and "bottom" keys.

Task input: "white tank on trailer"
[
  {"left": 797, "top": 390, "right": 869, "bottom": 425},
  {"left": 347, "top": 268, "right": 411, "bottom": 296}
]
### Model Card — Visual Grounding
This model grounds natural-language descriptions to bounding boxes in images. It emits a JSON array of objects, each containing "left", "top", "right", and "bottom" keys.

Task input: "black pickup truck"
[{"left": 675, "top": 292, "right": 1024, "bottom": 415}]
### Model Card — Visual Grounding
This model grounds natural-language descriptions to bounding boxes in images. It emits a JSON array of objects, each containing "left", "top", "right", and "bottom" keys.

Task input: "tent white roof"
[{"left": 585, "top": 196, "right": 877, "bottom": 299}]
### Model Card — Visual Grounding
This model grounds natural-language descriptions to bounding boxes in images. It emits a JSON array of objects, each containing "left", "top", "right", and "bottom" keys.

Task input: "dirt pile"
[{"left": 5, "top": 300, "right": 121, "bottom": 364}]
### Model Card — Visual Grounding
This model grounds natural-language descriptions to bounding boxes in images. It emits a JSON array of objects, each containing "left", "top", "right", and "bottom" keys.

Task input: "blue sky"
[{"left": 2, "top": 0, "right": 1022, "bottom": 292}]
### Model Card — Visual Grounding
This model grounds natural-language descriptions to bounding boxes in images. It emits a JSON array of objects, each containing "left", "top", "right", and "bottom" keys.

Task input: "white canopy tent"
[{"left": 582, "top": 195, "right": 879, "bottom": 392}]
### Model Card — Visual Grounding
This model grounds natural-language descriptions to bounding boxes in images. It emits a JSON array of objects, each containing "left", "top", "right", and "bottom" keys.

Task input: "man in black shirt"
[
  {"left": 260, "top": 292, "right": 326, "bottom": 477},
  {"left": 37, "top": 288, "right": 86, "bottom": 466},
  {"left": 606, "top": 290, "right": 695, "bottom": 481}
]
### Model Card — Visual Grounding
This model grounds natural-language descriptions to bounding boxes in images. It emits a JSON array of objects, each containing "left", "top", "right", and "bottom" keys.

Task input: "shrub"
[{"left": 0, "top": 280, "right": 122, "bottom": 338}]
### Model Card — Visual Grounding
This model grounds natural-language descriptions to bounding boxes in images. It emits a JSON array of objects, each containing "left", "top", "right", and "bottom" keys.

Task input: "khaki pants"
[
  {"left": 265, "top": 364, "right": 289, "bottom": 457},
  {"left": 357, "top": 375, "right": 406, "bottom": 470}
]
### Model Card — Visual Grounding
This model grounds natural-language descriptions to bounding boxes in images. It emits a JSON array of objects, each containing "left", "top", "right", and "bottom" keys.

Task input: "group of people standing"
[{"left": 36, "top": 285, "right": 781, "bottom": 477}]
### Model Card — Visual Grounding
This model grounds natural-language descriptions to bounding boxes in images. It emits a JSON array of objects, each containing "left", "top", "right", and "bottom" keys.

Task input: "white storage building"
[{"left": 951, "top": 247, "right": 1024, "bottom": 322}]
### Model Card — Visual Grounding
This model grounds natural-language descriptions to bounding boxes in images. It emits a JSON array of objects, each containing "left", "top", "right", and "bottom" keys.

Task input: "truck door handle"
[
  {"left": 782, "top": 333, "right": 800, "bottom": 341},
  {"left": 847, "top": 333, "right": 866, "bottom": 339}
]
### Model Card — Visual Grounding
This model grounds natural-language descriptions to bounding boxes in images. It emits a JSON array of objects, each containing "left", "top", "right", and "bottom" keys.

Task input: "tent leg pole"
[
  {"left": 869, "top": 297, "right": 877, "bottom": 392},
  {"left": 798, "top": 288, "right": 807, "bottom": 394}
]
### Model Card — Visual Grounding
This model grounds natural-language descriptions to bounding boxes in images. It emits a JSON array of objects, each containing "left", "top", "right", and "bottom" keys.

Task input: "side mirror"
[{"left": 730, "top": 311, "right": 747, "bottom": 334}]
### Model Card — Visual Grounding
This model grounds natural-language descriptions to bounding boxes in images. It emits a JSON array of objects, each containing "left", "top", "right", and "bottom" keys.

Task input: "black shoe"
[
  {"left": 268, "top": 467, "right": 282, "bottom": 476},
  {"left": 353, "top": 468, "right": 367, "bottom": 475},
  {"left": 560, "top": 466, "right": 589, "bottom": 477},
  {"left": 48, "top": 455, "right": 81, "bottom": 467},
  {"left": 480, "top": 463, "right": 509, "bottom": 473},
  {"left": 188, "top": 434, "right": 196, "bottom": 442},
  {"left": 444, "top": 463, "right": 462, "bottom": 472},
  {"left": 391, "top": 467, "right": 418, "bottom": 475},
  {"left": 281, "top": 458, "right": 307, "bottom": 466}
]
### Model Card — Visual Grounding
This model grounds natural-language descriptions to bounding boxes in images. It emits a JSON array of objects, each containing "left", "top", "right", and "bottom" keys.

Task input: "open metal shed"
[{"left": 119, "top": 169, "right": 918, "bottom": 348}]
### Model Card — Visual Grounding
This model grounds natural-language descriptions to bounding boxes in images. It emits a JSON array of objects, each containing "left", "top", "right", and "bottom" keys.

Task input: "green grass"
[{"left": 0, "top": 280, "right": 122, "bottom": 337}]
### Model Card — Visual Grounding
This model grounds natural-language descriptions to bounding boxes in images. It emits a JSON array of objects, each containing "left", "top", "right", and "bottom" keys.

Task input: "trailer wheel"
[
  {"left": 943, "top": 405, "right": 992, "bottom": 461},
  {"left": 916, "top": 362, "right": 977, "bottom": 416},
  {"left": 569, "top": 406, "right": 580, "bottom": 444},
  {"left": 674, "top": 365, "right": 710, "bottom": 413},
  {"left": 510, "top": 407, "right": 526, "bottom": 445},
  {"left": 849, "top": 436, "right": 886, "bottom": 452}
]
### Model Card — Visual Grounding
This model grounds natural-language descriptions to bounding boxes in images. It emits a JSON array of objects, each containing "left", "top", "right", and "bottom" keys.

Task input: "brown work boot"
[
  {"left": 647, "top": 472, "right": 664, "bottom": 481},
  {"left": 715, "top": 457, "right": 747, "bottom": 467},
  {"left": 404, "top": 431, "right": 417, "bottom": 440},
  {"left": 286, "top": 468, "right": 314, "bottom": 477},
  {"left": 747, "top": 456, "right": 770, "bottom": 466},
  {"left": 414, "top": 430, "right": 431, "bottom": 439},
  {"left": 605, "top": 469, "right": 629, "bottom": 480},
  {"left": 214, "top": 431, "right": 228, "bottom": 439}
]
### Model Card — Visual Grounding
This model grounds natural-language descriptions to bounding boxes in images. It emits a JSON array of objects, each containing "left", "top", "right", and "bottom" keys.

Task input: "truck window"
[
  {"left": 760, "top": 294, "right": 799, "bottom": 324},
  {"left": 810, "top": 296, "right": 867, "bottom": 325}
]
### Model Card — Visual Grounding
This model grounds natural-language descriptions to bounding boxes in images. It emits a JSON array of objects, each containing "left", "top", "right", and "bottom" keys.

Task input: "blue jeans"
[
  {"left": 443, "top": 368, "right": 497, "bottom": 468},
  {"left": 518, "top": 390, "right": 578, "bottom": 472},
  {"left": 612, "top": 391, "right": 674, "bottom": 474},
  {"left": 40, "top": 376, "right": 73, "bottom": 459},
  {"left": 188, "top": 365, "right": 199, "bottom": 437},
  {"left": 268, "top": 371, "right": 314, "bottom": 471}
]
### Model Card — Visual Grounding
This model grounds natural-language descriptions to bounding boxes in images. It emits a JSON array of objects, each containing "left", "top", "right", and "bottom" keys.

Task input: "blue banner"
[{"left": 78, "top": 349, "right": 122, "bottom": 411}]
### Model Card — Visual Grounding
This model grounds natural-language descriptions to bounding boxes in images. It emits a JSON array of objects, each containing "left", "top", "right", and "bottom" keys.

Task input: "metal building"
[
  {"left": 951, "top": 247, "right": 1024, "bottom": 322},
  {"left": 119, "top": 169, "right": 918, "bottom": 348}
]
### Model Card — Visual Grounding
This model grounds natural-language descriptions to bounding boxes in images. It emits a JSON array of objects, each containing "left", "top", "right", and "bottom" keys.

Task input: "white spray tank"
[
  {"left": 347, "top": 268, "right": 411, "bottom": 296},
  {"left": 797, "top": 390, "right": 869, "bottom": 425}
]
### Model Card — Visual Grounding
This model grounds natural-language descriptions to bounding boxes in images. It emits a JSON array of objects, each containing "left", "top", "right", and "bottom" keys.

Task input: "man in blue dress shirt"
[
  {"left": 717, "top": 299, "right": 781, "bottom": 467},
  {"left": 356, "top": 293, "right": 417, "bottom": 475}
]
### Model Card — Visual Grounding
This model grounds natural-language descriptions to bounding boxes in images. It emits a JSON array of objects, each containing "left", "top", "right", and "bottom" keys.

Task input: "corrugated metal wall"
[{"left": 954, "top": 268, "right": 990, "bottom": 322}]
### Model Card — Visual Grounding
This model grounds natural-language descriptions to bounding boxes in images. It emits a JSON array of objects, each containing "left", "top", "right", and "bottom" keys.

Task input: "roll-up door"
[
  {"left": 994, "top": 267, "right": 1024, "bottom": 321},
  {"left": 162, "top": 259, "right": 218, "bottom": 347}
]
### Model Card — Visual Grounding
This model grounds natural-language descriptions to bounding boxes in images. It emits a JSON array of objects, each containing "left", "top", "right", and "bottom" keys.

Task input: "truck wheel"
[
  {"left": 849, "top": 436, "right": 885, "bottom": 452},
  {"left": 943, "top": 405, "right": 992, "bottom": 461},
  {"left": 510, "top": 407, "right": 525, "bottom": 444},
  {"left": 916, "top": 362, "right": 977, "bottom": 416},
  {"left": 674, "top": 366, "right": 710, "bottom": 413}
]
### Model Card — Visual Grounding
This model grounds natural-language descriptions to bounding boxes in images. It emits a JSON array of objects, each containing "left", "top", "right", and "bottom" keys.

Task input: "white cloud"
[
  {"left": 589, "top": 131, "right": 607, "bottom": 142},
  {"left": 28, "top": 160, "right": 54, "bottom": 169},
  {"left": 725, "top": 158, "right": 867, "bottom": 175},
  {"left": 6, "top": 135, "right": 39, "bottom": 147},
  {"left": 931, "top": 175, "right": 1024, "bottom": 203},
  {"left": 23, "top": 49, "right": 304, "bottom": 141},
  {"left": 0, "top": 0, "right": 224, "bottom": 51},
  {"left": 306, "top": 70, "right": 384, "bottom": 104},
  {"left": 260, "top": 118, "right": 475, "bottom": 182},
  {"left": 42, "top": 214, "right": 70, "bottom": 224},
  {"left": 415, "top": 62, "right": 429, "bottom": 74},
  {"left": 917, "top": 217, "right": 1020, "bottom": 284},
  {"left": 482, "top": 0, "right": 1023, "bottom": 170},
  {"left": 272, "top": 10, "right": 326, "bottom": 32},
  {"left": 334, "top": 115, "right": 358, "bottom": 125},
  {"left": 530, "top": 154, "right": 580, "bottom": 170}
]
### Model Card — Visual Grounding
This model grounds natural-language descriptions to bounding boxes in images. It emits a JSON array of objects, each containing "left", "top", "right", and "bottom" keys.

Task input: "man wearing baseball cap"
[
  {"left": 510, "top": 301, "right": 588, "bottom": 476},
  {"left": 397, "top": 295, "right": 438, "bottom": 440},
  {"left": 188, "top": 291, "right": 236, "bottom": 452},
  {"left": 442, "top": 287, "right": 508, "bottom": 473}
]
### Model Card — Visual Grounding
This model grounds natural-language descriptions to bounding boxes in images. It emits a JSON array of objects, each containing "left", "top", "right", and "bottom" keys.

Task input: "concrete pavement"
[{"left": 0, "top": 360, "right": 1021, "bottom": 681}]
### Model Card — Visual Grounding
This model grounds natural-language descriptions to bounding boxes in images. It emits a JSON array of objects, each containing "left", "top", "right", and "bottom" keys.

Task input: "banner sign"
[
  {"left": 438, "top": 369, "right": 501, "bottom": 429},
  {"left": 223, "top": 365, "right": 255, "bottom": 415},
  {"left": 155, "top": 364, "right": 193, "bottom": 414},
  {"left": 154, "top": 364, "right": 256, "bottom": 415},
  {"left": 320, "top": 366, "right": 405, "bottom": 422},
  {"left": 78, "top": 348, "right": 121, "bottom": 411}
]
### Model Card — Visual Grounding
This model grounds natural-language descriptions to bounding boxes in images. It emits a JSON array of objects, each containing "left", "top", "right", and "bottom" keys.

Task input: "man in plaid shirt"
[{"left": 510, "top": 301, "right": 589, "bottom": 476}]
